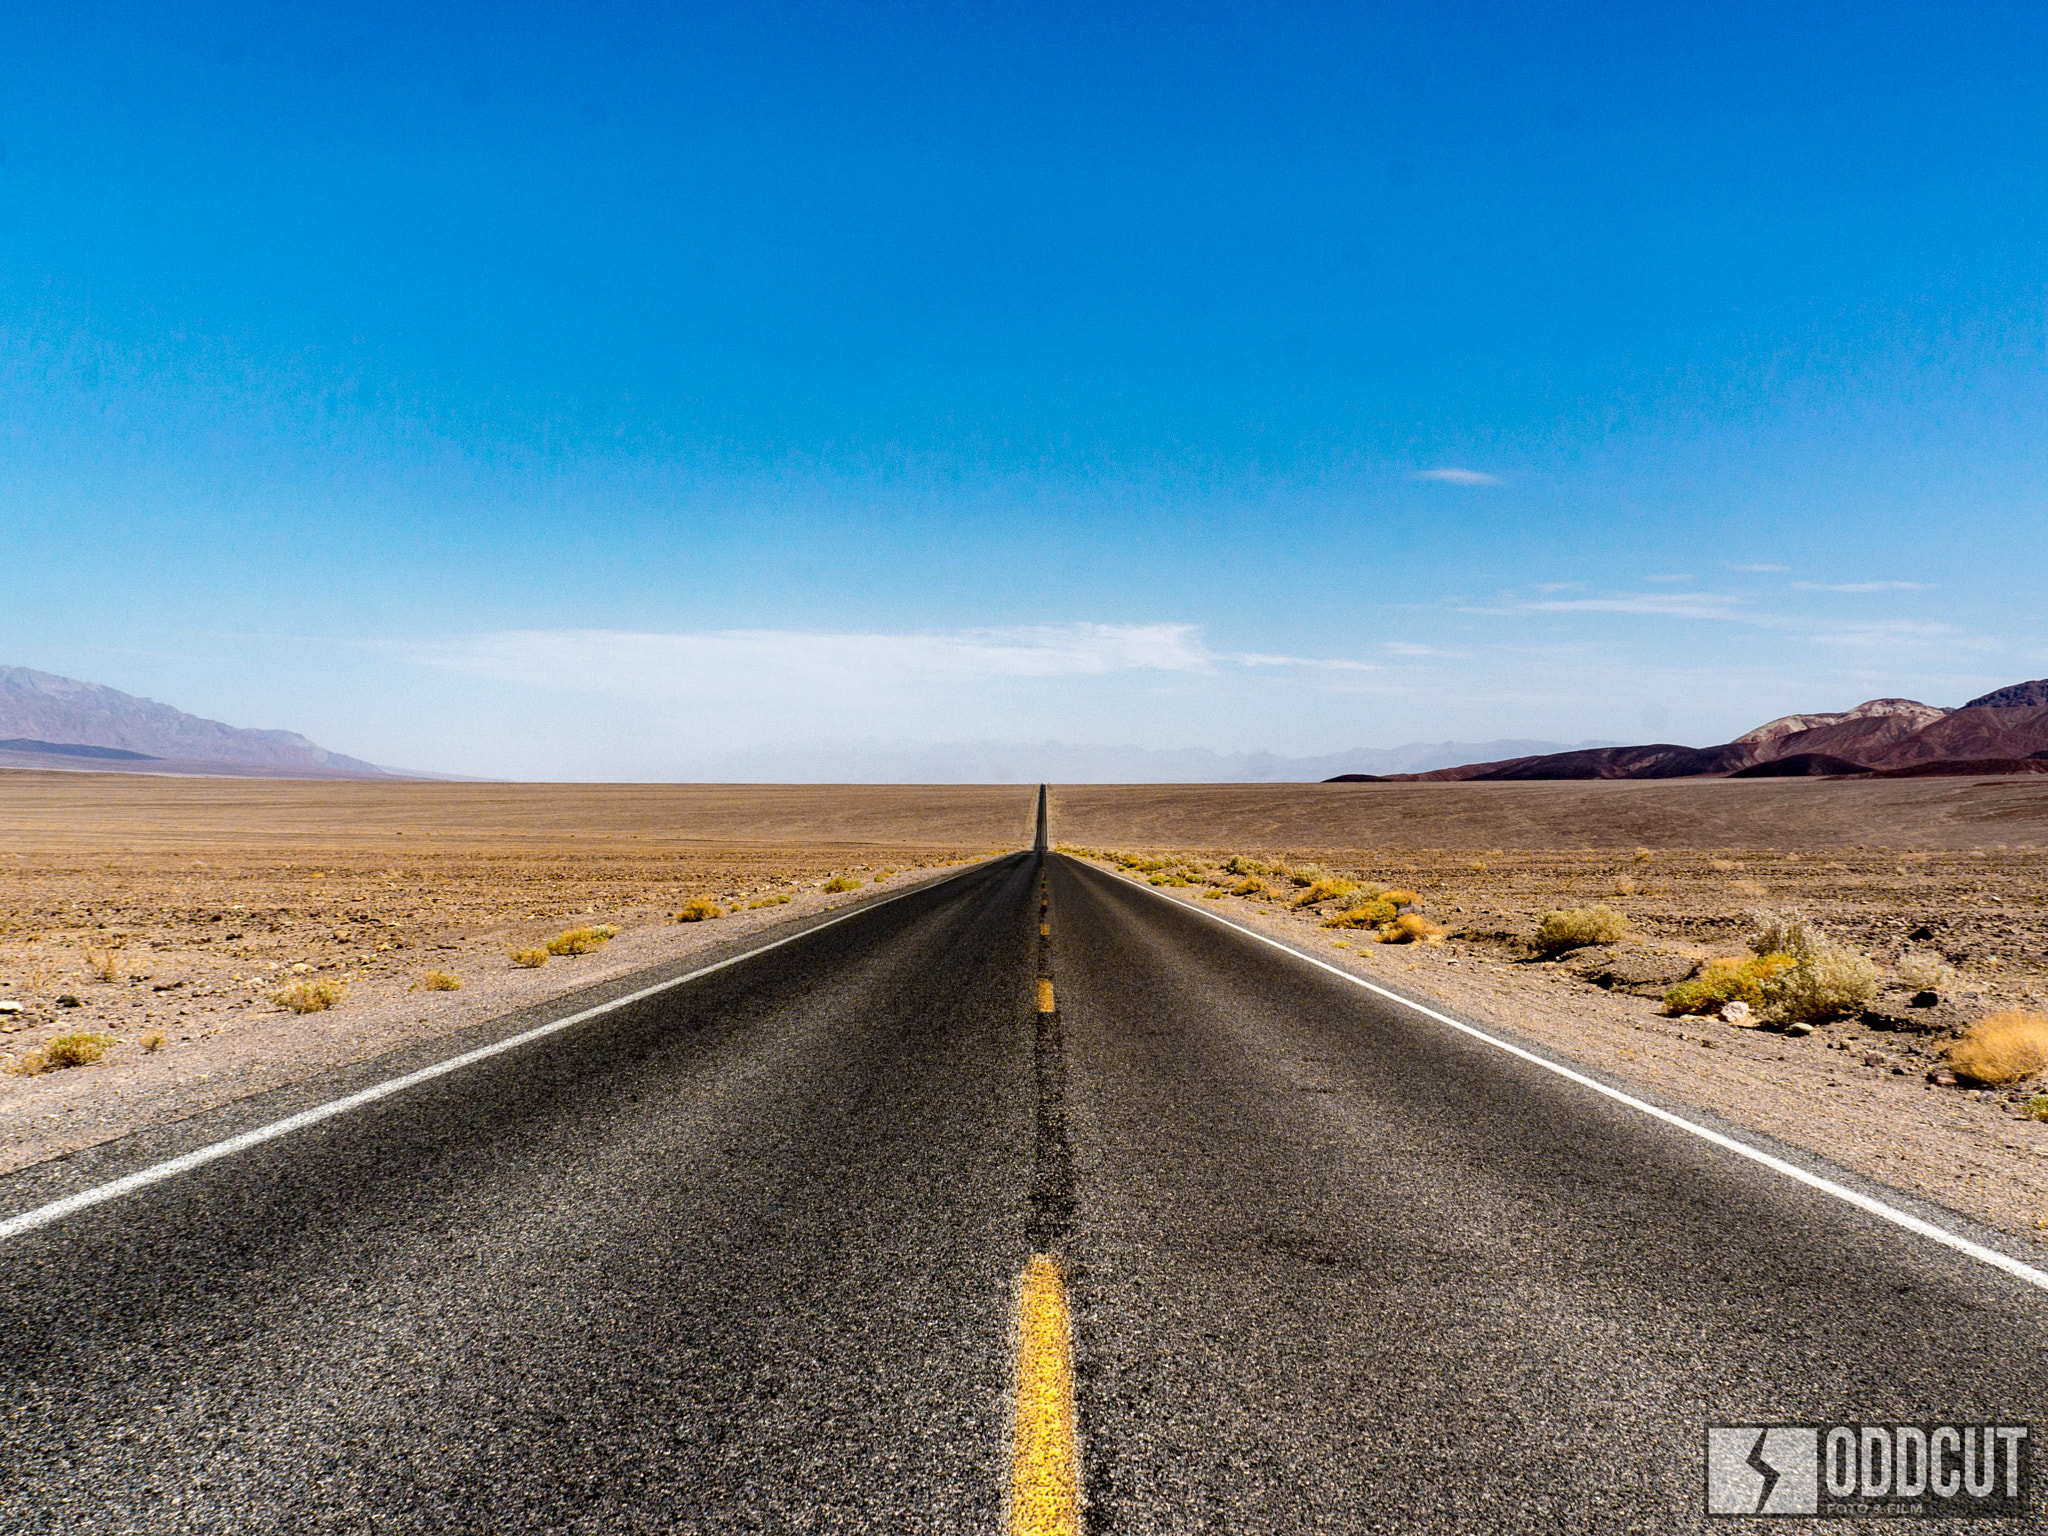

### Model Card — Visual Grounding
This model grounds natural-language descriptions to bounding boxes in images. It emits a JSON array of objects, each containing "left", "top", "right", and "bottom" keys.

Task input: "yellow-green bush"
[
  {"left": 747, "top": 894, "right": 792, "bottom": 909},
  {"left": 414, "top": 970, "right": 461, "bottom": 992},
  {"left": 510, "top": 947, "right": 548, "bottom": 968},
  {"left": 1378, "top": 913, "right": 1446, "bottom": 945},
  {"left": 1535, "top": 906, "right": 1629, "bottom": 953},
  {"left": 547, "top": 925, "right": 619, "bottom": 956},
  {"left": 1294, "top": 878, "right": 1358, "bottom": 906},
  {"left": 1324, "top": 897, "right": 1399, "bottom": 930},
  {"left": 822, "top": 876, "right": 862, "bottom": 893},
  {"left": 674, "top": 897, "right": 724, "bottom": 922},
  {"left": 276, "top": 979, "right": 345, "bottom": 1013},
  {"left": 1229, "top": 877, "right": 1270, "bottom": 898},
  {"left": 1663, "top": 954, "right": 1799, "bottom": 1016}
]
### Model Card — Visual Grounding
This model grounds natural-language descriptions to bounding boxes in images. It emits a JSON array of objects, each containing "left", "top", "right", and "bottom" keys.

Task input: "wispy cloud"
[
  {"left": 1725, "top": 562, "right": 1790, "bottom": 573},
  {"left": 1381, "top": 641, "right": 1469, "bottom": 658},
  {"left": 1410, "top": 467, "right": 1506, "bottom": 487},
  {"left": 1808, "top": 620, "right": 1998, "bottom": 656},
  {"left": 1488, "top": 590, "right": 1774, "bottom": 623},
  {"left": 1791, "top": 581, "right": 1933, "bottom": 593}
]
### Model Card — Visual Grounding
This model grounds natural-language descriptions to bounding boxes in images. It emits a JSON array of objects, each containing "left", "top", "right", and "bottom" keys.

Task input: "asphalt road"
[{"left": 1, "top": 851, "right": 2044, "bottom": 1532}]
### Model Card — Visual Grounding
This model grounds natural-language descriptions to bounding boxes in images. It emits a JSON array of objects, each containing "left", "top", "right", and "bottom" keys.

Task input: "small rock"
[
  {"left": 151, "top": 979, "right": 184, "bottom": 992},
  {"left": 1862, "top": 1052, "right": 1886, "bottom": 1068},
  {"left": 56, "top": 994, "right": 80, "bottom": 1008},
  {"left": 1909, "top": 990, "right": 1940, "bottom": 1008},
  {"left": 1783, "top": 1021, "right": 1816, "bottom": 1038},
  {"left": 1929, "top": 1070, "right": 1958, "bottom": 1087},
  {"left": 1720, "top": 1000, "right": 1754, "bottom": 1025},
  {"left": 1891, "top": 1065, "right": 1907, "bottom": 1075},
  {"left": 0, "top": 1000, "right": 21, "bottom": 1015}
]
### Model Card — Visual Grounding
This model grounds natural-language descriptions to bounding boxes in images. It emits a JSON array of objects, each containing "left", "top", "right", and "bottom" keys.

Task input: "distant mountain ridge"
[
  {"left": 1377, "top": 679, "right": 2048, "bottom": 783},
  {"left": 0, "top": 667, "right": 391, "bottom": 777},
  {"left": 697, "top": 737, "right": 1617, "bottom": 784}
]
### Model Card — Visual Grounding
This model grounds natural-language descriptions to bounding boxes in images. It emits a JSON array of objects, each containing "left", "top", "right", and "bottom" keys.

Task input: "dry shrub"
[
  {"left": 1149, "top": 872, "right": 1191, "bottom": 887},
  {"left": 140, "top": 1029, "right": 164, "bottom": 1053},
  {"left": 673, "top": 897, "right": 724, "bottom": 922},
  {"left": 1663, "top": 954, "right": 1798, "bottom": 1016},
  {"left": 1894, "top": 951, "right": 1955, "bottom": 992},
  {"left": 822, "top": 876, "right": 862, "bottom": 893},
  {"left": 1293, "top": 878, "right": 1357, "bottom": 906},
  {"left": 1946, "top": 1010, "right": 2048, "bottom": 1086},
  {"left": 1285, "top": 862, "right": 1327, "bottom": 887},
  {"left": 1744, "top": 908, "right": 1880, "bottom": 1023},
  {"left": 45, "top": 1032, "right": 111, "bottom": 1068},
  {"left": 547, "top": 925, "right": 619, "bottom": 956},
  {"left": 1229, "top": 877, "right": 1270, "bottom": 898},
  {"left": 1381, "top": 888, "right": 1419, "bottom": 908},
  {"left": 83, "top": 946, "right": 122, "bottom": 982},
  {"left": 1633, "top": 848, "right": 1653, "bottom": 864},
  {"left": 510, "top": 947, "right": 548, "bottom": 968},
  {"left": 748, "top": 894, "right": 792, "bottom": 909},
  {"left": 1324, "top": 897, "right": 1398, "bottom": 930},
  {"left": 416, "top": 971, "right": 461, "bottom": 992},
  {"left": 276, "top": 979, "right": 345, "bottom": 1013},
  {"left": 1611, "top": 876, "right": 1639, "bottom": 897},
  {"left": 1535, "top": 906, "right": 1629, "bottom": 953},
  {"left": 1379, "top": 913, "right": 1446, "bottom": 945},
  {"left": 1223, "top": 855, "right": 1271, "bottom": 876}
]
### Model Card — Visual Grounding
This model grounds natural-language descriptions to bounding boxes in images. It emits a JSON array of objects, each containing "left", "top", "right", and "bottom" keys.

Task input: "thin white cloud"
[
  {"left": 1791, "top": 581, "right": 1933, "bottom": 593},
  {"left": 1411, "top": 467, "right": 1506, "bottom": 487},
  {"left": 1725, "top": 562, "right": 1790, "bottom": 573},
  {"left": 1490, "top": 591, "right": 1775, "bottom": 623},
  {"left": 1381, "top": 641, "right": 1468, "bottom": 658},
  {"left": 1808, "top": 620, "right": 1998, "bottom": 656}
]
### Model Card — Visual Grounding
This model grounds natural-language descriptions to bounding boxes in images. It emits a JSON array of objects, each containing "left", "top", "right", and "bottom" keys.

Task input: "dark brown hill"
[
  {"left": 1408, "top": 743, "right": 1746, "bottom": 782},
  {"left": 1963, "top": 678, "right": 2048, "bottom": 709},
  {"left": 1726, "top": 753, "right": 1873, "bottom": 778},
  {"left": 1399, "top": 691, "right": 2048, "bottom": 783},
  {"left": 1862, "top": 704, "right": 2048, "bottom": 768}
]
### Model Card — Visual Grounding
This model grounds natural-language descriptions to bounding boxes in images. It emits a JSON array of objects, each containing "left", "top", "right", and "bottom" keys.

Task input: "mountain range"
[
  {"left": 0, "top": 667, "right": 393, "bottom": 778},
  {"left": 1343, "top": 681, "right": 2048, "bottom": 783}
]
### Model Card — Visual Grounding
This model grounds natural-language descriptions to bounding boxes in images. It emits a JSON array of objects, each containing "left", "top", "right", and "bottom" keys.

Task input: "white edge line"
[
  {"left": 1086, "top": 858, "right": 2048, "bottom": 1296},
  {"left": 0, "top": 858, "right": 1014, "bottom": 1243}
]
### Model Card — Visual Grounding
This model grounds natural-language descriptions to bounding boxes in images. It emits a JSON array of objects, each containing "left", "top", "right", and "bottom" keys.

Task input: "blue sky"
[{"left": 3, "top": 2, "right": 2045, "bottom": 777}]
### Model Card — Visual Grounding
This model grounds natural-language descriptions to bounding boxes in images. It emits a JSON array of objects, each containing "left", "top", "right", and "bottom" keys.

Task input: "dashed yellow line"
[
  {"left": 1037, "top": 979, "right": 1055, "bottom": 1013},
  {"left": 1041, "top": 922, "right": 1050, "bottom": 937},
  {"left": 1010, "top": 1255, "right": 1080, "bottom": 1536}
]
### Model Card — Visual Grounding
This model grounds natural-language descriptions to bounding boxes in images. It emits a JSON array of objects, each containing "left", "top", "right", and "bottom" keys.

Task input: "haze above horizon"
[{"left": 4, "top": 2, "right": 2044, "bottom": 780}]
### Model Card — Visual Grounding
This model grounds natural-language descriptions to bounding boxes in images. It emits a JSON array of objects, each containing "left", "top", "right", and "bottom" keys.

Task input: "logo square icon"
[{"left": 1707, "top": 1426, "right": 1819, "bottom": 1515}]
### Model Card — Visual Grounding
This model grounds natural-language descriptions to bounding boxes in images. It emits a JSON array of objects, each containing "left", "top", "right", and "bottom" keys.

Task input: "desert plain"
[{"left": 3, "top": 771, "right": 2048, "bottom": 1245}]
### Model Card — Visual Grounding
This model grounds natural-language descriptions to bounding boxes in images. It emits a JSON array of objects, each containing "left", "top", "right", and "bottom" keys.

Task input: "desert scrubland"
[
  {"left": 0, "top": 775, "right": 1027, "bottom": 1173},
  {"left": 1051, "top": 776, "right": 2048, "bottom": 1239},
  {"left": 5, "top": 771, "right": 2048, "bottom": 1242}
]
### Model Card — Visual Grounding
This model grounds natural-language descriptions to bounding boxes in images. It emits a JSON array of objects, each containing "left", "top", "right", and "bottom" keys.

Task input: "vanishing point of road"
[{"left": 2, "top": 796, "right": 2044, "bottom": 1531}]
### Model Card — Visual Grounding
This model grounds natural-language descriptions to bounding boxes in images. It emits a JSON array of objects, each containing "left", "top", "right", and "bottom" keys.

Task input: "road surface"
[{"left": 0, "top": 850, "right": 2042, "bottom": 1531}]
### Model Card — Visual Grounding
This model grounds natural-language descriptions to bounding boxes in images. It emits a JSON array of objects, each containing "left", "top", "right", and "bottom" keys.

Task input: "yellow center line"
[
  {"left": 1041, "top": 922, "right": 1050, "bottom": 937},
  {"left": 1010, "top": 1255, "right": 1080, "bottom": 1536},
  {"left": 1037, "top": 979, "right": 1055, "bottom": 1013}
]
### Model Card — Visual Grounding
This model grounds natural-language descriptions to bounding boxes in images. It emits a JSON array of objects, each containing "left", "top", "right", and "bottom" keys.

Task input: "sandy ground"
[
  {"left": 1048, "top": 775, "right": 2048, "bottom": 850},
  {"left": 0, "top": 773, "right": 1025, "bottom": 1174},
  {"left": 6, "top": 770, "right": 2048, "bottom": 1245},
  {"left": 1061, "top": 841, "right": 2048, "bottom": 1243}
]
